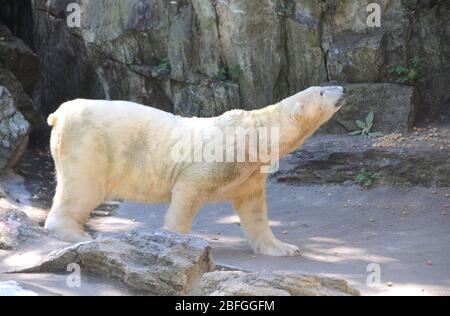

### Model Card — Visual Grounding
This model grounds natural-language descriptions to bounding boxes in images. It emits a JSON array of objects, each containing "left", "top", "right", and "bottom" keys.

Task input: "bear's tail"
[{"left": 47, "top": 113, "right": 58, "bottom": 127}]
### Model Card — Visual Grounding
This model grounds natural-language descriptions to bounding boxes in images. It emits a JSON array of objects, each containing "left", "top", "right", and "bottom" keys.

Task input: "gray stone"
[
  {"left": 0, "top": 68, "right": 41, "bottom": 127},
  {"left": 276, "top": 134, "right": 450, "bottom": 187},
  {"left": 172, "top": 80, "right": 240, "bottom": 117},
  {"left": 0, "top": 86, "right": 30, "bottom": 174},
  {"left": 321, "top": 0, "right": 411, "bottom": 83},
  {"left": 286, "top": 0, "right": 327, "bottom": 93},
  {"left": 216, "top": 0, "right": 285, "bottom": 109},
  {"left": 168, "top": 0, "right": 221, "bottom": 82},
  {"left": 19, "top": 228, "right": 215, "bottom": 295},
  {"left": 197, "top": 271, "right": 360, "bottom": 296},
  {"left": 326, "top": 32, "right": 387, "bottom": 83},
  {"left": 409, "top": 1, "right": 450, "bottom": 118},
  {"left": 0, "top": 208, "right": 46, "bottom": 250},
  {"left": 322, "top": 83, "right": 417, "bottom": 134},
  {"left": 31, "top": 0, "right": 221, "bottom": 114},
  {"left": 0, "top": 22, "right": 38, "bottom": 96}
]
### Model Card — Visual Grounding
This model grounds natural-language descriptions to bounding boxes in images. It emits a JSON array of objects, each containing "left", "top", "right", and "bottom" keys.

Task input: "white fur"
[{"left": 45, "top": 86, "right": 344, "bottom": 256}]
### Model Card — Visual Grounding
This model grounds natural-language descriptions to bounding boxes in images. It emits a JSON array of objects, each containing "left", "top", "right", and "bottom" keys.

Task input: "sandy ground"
[{"left": 1, "top": 174, "right": 450, "bottom": 296}]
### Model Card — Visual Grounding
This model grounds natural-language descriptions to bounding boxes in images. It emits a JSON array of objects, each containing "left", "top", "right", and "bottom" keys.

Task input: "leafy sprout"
[
  {"left": 355, "top": 169, "right": 378, "bottom": 188},
  {"left": 349, "top": 112, "right": 383, "bottom": 138},
  {"left": 156, "top": 58, "right": 170, "bottom": 74}
]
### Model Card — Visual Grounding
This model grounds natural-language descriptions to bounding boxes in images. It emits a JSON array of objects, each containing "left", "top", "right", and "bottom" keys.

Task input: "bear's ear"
[{"left": 290, "top": 101, "right": 305, "bottom": 121}]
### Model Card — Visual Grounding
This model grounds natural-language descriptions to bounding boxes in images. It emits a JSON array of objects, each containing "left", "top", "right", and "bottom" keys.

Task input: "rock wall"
[
  {"left": 0, "top": 2, "right": 41, "bottom": 173},
  {"left": 28, "top": 0, "right": 449, "bottom": 121},
  {"left": 0, "top": 0, "right": 448, "bottom": 174}
]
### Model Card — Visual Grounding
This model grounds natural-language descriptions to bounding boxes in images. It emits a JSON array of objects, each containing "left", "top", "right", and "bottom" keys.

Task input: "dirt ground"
[{"left": 91, "top": 181, "right": 450, "bottom": 296}]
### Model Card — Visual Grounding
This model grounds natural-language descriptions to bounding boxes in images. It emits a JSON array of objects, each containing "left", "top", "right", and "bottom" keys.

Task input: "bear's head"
[{"left": 287, "top": 86, "right": 345, "bottom": 128}]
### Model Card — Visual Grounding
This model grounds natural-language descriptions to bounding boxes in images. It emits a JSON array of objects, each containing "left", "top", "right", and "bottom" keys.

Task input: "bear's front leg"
[
  {"left": 164, "top": 185, "right": 202, "bottom": 234},
  {"left": 233, "top": 188, "right": 300, "bottom": 257}
]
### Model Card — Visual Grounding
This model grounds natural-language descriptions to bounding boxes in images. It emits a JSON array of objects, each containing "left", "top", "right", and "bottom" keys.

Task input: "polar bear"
[{"left": 45, "top": 86, "right": 345, "bottom": 256}]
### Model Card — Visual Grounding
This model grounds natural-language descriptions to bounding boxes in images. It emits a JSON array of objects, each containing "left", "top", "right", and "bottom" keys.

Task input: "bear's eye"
[{"left": 320, "top": 91, "right": 324, "bottom": 97}]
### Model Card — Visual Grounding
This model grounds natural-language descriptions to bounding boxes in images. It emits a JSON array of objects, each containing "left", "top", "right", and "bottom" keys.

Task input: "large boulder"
[
  {"left": 322, "top": 83, "right": 417, "bottom": 134},
  {"left": 197, "top": 271, "right": 360, "bottom": 296},
  {"left": 321, "top": 0, "right": 411, "bottom": 83},
  {"left": 19, "top": 229, "right": 215, "bottom": 295},
  {"left": 0, "top": 85, "right": 30, "bottom": 174},
  {"left": 0, "top": 68, "right": 41, "bottom": 127},
  {"left": 326, "top": 32, "right": 387, "bottom": 83},
  {"left": 0, "top": 22, "right": 38, "bottom": 96}
]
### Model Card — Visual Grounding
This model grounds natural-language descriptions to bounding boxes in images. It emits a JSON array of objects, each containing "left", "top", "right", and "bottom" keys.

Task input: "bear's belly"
[{"left": 107, "top": 175, "right": 173, "bottom": 204}]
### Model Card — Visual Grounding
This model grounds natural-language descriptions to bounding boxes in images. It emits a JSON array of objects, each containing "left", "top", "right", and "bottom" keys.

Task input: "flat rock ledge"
[
  {"left": 197, "top": 271, "right": 360, "bottom": 296},
  {"left": 276, "top": 134, "right": 450, "bottom": 187}
]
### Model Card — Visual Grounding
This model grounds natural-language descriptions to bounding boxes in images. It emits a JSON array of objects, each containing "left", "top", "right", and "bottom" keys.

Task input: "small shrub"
[
  {"left": 274, "top": 0, "right": 289, "bottom": 16},
  {"left": 389, "top": 55, "right": 423, "bottom": 84},
  {"left": 349, "top": 112, "right": 383, "bottom": 138},
  {"left": 156, "top": 57, "right": 170, "bottom": 74},
  {"left": 217, "top": 64, "right": 242, "bottom": 83},
  {"left": 402, "top": 181, "right": 413, "bottom": 188},
  {"left": 355, "top": 169, "right": 378, "bottom": 188}
]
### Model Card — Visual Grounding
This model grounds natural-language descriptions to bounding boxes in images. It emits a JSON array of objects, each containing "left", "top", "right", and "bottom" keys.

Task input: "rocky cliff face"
[
  {"left": 28, "top": 0, "right": 449, "bottom": 119},
  {"left": 0, "top": 0, "right": 40, "bottom": 173},
  {"left": 0, "top": 0, "right": 448, "bottom": 172}
]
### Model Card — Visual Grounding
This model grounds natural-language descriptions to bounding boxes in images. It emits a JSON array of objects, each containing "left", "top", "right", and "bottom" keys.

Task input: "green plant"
[
  {"left": 156, "top": 57, "right": 170, "bottom": 74},
  {"left": 217, "top": 64, "right": 241, "bottom": 83},
  {"left": 274, "top": 0, "right": 289, "bottom": 15},
  {"left": 355, "top": 169, "right": 378, "bottom": 188},
  {"left": 348, "top": 112, "right": 383, "bottom": 138},
  {"left": 402, "top": 181, "right": 413, "bottom": 188},
  {"left": 217, "top": 67, "right": 227, "bottom": 81},
  {"left": 389, "top": 55, "right": 423, "bottom": 84},
  {"left": 392, "top": 178, "right": 414, "bottom": 187}
]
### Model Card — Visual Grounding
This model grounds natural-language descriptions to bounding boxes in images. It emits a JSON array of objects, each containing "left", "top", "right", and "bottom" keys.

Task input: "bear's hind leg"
[{"left": 45, "top": 180, "right": 105, "bottom": 243}]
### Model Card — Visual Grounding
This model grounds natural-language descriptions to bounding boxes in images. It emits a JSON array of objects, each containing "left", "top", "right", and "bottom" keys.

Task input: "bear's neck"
[{"left": 249, "top": 101, "right": 318, "bottom": 160}]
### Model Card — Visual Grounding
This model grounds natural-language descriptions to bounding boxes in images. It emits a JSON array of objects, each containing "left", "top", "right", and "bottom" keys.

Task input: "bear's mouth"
[{"left": 335, "top": 95, "right": 346, "bottom": 108}]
